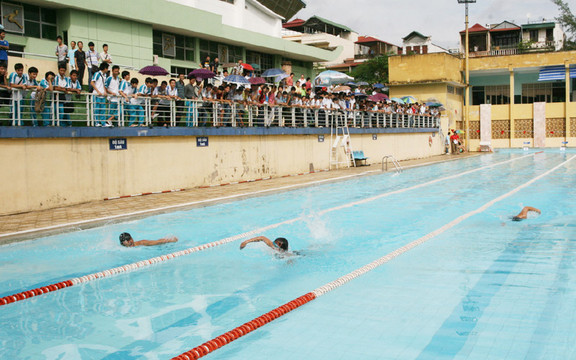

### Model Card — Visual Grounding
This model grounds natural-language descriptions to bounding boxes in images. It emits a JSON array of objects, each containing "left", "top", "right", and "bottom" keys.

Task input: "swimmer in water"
[
  {"left": 119, "top": 232, "right": 178, "bottom": 247},
  {"left": 240, "top": 236, "right": 289, "bottom": 252},
  {"left": 512, "top": 206, "right": 541, "bottom": 221}
]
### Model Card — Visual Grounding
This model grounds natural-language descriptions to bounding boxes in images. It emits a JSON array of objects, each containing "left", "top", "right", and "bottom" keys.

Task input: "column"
[
  {"left": 509, "top": 66, "right": 514, "bottom": 147},
  {"left": 194, "top": 38, "right": 201, "bottom": 66},
  {"left": 565, "top": 61, "right": 570, "bottom": 139}
]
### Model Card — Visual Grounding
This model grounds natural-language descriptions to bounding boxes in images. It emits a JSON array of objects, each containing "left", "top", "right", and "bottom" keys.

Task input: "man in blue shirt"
[
  {"left": 0, "top": 29, "right": 9, "bottom": 69},
  {"left": 90, "top": 62, "right": 110, "bottom": 127},
  {"left": 8, "top": 63, "right": 28, "bottom": 125}
]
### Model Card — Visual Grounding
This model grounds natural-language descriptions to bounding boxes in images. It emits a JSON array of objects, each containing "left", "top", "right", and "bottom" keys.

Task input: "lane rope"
[
  {"left": 171, "top": 154, "right": 575, "bottom": 360},
  {"left": 0, "top": 153, "right": 536, "bottom": 307}
]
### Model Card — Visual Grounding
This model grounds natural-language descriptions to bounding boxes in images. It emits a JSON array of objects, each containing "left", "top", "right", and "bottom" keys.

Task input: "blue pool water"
[{"left": 1, "top": 150, "right": 575, "bottom": 359}]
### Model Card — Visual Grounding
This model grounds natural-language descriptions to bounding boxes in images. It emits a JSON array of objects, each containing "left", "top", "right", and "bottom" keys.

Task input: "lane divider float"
[
  {"left": 0, "top": 153, "right": 537, "bottom": 307},
  {"left": 171, "top": 154, "right": 575, "bottom": 360}
]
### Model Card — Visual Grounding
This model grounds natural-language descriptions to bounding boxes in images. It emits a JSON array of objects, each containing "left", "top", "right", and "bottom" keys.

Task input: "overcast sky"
[{"left": 294, "top": 0, "right": 562, "bottom": 49}]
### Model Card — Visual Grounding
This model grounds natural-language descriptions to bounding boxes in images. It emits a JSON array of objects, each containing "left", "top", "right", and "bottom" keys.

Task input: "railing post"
[
  {"left": 171, "top": 100, "right": 176, "bottom": 127},
  {"left": 54, "top": 92, "right": 59, "bottom": 127},
  {"left": 87, "top": 93, "right": 92, "bottom": 126}
]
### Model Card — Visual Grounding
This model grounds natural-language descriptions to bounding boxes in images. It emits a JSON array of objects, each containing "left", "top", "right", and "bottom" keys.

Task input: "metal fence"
[{"left": 0, "top": 90, "right": 440, "bottom": 129}]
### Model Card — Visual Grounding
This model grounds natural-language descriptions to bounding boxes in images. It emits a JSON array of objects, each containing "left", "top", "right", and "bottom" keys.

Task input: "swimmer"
[
  {"left": 240, "top": 236, "right": 288, "bottom": 252},
  {"left": 119, "top": 232, "right": 178, "bottom": 247},
  {"left": 512, "top": 206, "right": 541, "bottom": 221}
]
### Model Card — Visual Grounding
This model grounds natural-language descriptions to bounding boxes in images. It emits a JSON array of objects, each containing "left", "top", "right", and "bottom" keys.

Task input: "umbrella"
[
  {"left": 345, "top": 82, "right": 357, "bottom": 87},
  {"left": 249, "top": 77, "right": 266, "bottom": 85},
  {"left": 369, "top": 93, "right": 389, "bottom": 102},
  {"left": 275, "top": 73, "right": 289, "bottom": 82},
  {"left": 391, "top": 97, "right": 405, "bottom": 104},
  {"left": 333, "top": 85, "right": 351, "bottom": 92},
  {"left": 313, "top": 70, "right": 354, "bottom": 87},
  {"left": 425, "top": 102, "right": 444, "bottom": 107},
  {"left": 356, "top": 81, "right": 369, "bottom": 86},
  {"left": 188, "top": 68, "right": 216, "bottom": 79},
  {"left": 250, "top": 63, "right": 261, "bottom": 70},
  {"left": 242, "top": 63, "right": 255, "bottom": 71},
  {"left": 354, "top": 92, "right": 368, "bottom": 98},
  {"left": 139, "top": 65, "right": 169, "bottom": 76},
  {"left": 223, "top": 75, "right": 250, "bottom": 85},
  {"left": 373, "top": 83, "right": 385, "bottom": 88},
  {"left": 401, "top": 96, "right": 418, "bottom": 104},
  {"left": 262, "top": 68, "right": 286, "bottom": 77}
]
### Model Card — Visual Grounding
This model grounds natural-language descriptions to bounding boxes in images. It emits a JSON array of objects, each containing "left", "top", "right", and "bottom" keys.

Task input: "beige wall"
[
  {"left": 0, "top": 132, "right": 441, "bottom": 215},
  {"left": 389, "top": 52, "right": 462, "bottom": 85}
]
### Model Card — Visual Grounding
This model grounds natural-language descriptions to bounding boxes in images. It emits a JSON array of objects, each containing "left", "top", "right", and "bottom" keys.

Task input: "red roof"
[
  {"left": 355, "top": 36, "right": 399, "bottom": 47},
  {"left": 283, "top": 18, "right": 305, "bottom": 28},
  {"left": 460, "top": 23, "right": 488, "bottom": 34}
]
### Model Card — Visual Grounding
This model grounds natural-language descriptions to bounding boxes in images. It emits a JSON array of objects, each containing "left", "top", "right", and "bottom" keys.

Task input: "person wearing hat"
[{"left": 119, "top": 232, "right": 178, "bottom": 247}]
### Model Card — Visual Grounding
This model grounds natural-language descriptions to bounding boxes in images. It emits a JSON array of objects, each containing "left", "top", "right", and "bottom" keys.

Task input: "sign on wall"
[
  {"left": 196, "top": 137, "right": 209, "bottom": 147},
  {"left": 318, "top": 135, "right": 325, "bottom": 143},
  {"left": 162, "top": 33, "right": 176, "bottom": 58},
  {"left": 1, "top": 3, "right": 24, "bottom": 34},
  {"left": 372, "top": 134, "right": 378, "bottom": 140},
  {"left": 109, "top": 138, "right": 127, "bottom": 150}
]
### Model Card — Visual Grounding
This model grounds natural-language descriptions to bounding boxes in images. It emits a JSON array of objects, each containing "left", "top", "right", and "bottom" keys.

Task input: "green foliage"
[
  {"left": 349, "top": 55, "right": 389, "bottom": 84},
  {"left": 552, "top": 0, "right": 576, "bottom": 49}
]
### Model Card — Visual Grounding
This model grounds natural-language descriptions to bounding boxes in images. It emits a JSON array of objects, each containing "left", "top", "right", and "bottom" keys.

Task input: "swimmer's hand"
[{"left": 240, "top": 242, "right": 246, "bottom": 250}]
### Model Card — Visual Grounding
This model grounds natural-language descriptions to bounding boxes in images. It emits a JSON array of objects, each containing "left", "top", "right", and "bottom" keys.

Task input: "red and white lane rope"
[
  {"left": 171, "top": 154, "right": 574, "bottom": 360},
  {"left": 104, "top": 170, "right": 331, "bottom": 200},
  {"left": 0, "top": 154, "right": 537, "bottom": 307}
]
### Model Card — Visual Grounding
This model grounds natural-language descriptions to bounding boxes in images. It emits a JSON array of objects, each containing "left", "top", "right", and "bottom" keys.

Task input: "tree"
[
  {"left": 350, "top": 55, "right": 389, "bottom": 84},
  {"left": 552, "top": 0, "right": 576, "bottom": 49}
]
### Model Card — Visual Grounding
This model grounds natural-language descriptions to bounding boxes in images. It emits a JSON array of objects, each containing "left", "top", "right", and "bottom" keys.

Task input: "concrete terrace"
[{"left": 0, "top": 153, "right": 480, "bottom": 245}]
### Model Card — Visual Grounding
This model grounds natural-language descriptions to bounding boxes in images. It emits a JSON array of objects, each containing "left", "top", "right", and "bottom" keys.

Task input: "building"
[
  {"left": 0, "top": 0, "right": 336, "bottom": 77},
  {"left": 460, "top": 20, "right": 565, "bottom": 57},
  {"left": 389, "top": 48, "right": 576, "bottom": 150},
  {"left": 400, "top": 31, "right": 448, "bottom": 55},
  {"left": 326, "top": 35, "right": 400, "bottom": 73}
]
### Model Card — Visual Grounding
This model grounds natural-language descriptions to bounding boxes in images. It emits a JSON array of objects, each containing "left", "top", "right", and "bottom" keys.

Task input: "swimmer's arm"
[
  {"left": 134, "top": 236, "right": 178, "bottom": 246},
  {"left": 240, "top": 236, "right": 275, "bottom": 250},
  {"left": 524, "top": 206, "right": 541, "bottom": 214}
]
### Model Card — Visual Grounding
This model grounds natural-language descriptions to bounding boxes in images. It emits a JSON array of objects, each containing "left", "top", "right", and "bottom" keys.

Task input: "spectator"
[
  {"left": 234, "top": 60, "right": 244, "bottom": 76},
  {"left": 118, "top": 70, "right": 131, "bottom": 124},
  {"left": 26, "top": 67, "right": 40, "bottom": 126},
  {"left": 202, "top": 56, "right": 211, "bottom": 70},
  {"left": 153, "top": 80, "right": 170, "bottom": 127},
  {"left": 38, "top": 71, "right": 55, "bottom": 126},
  {"left": 175, "top": 74, "right": 186, "bottom": 125},
  {"left": 305, "top": 77, "right": 312, "bottom": 90},
  {"left": 126, "top": 78, "right": 141, "bottom": 126},
  {"left": 90, "top": 62, "right": 110, "bottom": 127},
  {"left": 65, "top": 70, "right": 81, "bottom": 122},
  {"left": 74, "top": 41, "right": 86, "bottom": 85},
  {"left": 105, "top": 65, "right": 121, "bottom": 125},
  {"left": 101, "top": 44, "right": 112, "bottom": 64},
  {"left": 0, "top": 30, "right": 9, "bottom": 69},
  {"left": 68, "top": 41, "right": 77, "bottom": 72},
  {"left": 0, "top": 63, "right": 10, "bottom": 126},
  {"left": 210, "top": 57, "right": 220, "bottom": 74},
  {"left": 285, "top": 73, "right": 294, "bottom": 87},
  {"left": 86, "top": 42, "right": 100, "bottom": 91},
  {"left": 55, "top": 36, "right": 68, "bottom": 70},
  {"left": 9, "top": 63, "right": 28, "bottom": 123},
  {"left": 53, "top": 64, "right": 71, "bottom": 126},
  {"left": 184, "top": 76, "right": 201, "bottom": 127},
  {"left": 131, "top": 77, "right": 152, "bottom": 127},
  {"left": 297, "top": 74, "right": 306, "bottom": 87}
]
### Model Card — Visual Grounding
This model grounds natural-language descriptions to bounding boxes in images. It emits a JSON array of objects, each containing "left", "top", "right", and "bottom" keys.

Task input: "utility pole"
[{"left": 458, "top": 0, "right": 475, "bottom": 151}]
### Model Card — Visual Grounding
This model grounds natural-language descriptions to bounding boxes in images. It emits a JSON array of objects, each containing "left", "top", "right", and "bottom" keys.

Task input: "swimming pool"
[{"left": 1, "top": 150, "right": 575, "bottom": 359}]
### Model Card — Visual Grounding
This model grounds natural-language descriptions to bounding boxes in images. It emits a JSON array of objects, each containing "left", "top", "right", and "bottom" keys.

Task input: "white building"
[{"left": 401, "top": 31, "right": 448, "bottom": 55}]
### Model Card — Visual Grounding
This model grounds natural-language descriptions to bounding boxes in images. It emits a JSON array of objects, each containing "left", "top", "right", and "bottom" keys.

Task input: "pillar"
[
  {"left": 565, "top": 61, "right": 570, "bottom": 138},
  {"left": 509, "top": 66, "right": 515, "bottom": 147}
]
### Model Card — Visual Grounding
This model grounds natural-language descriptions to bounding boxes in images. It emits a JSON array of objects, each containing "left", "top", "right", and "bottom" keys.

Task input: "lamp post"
[{"left": 458, "top": 0, "right": 475, "bottom": 152}]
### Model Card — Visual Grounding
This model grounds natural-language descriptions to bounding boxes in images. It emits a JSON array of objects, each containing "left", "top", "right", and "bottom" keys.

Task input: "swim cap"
[
  {"left": 274, "top": 237, "right": 289, "bottom": 251},
  {"left": 511, "top": 216, "right": 522, "bottom": 222},
  {"left": 119, "top": 232, "right": 132, "bottom": 245}
]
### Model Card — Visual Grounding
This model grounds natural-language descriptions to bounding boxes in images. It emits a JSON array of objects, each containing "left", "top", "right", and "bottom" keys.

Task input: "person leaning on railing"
[
  {"left": 25, "top": 67, "right": 40, "bottom": 126},
  {"left": 183, "top": 76, "right": 202, "bottom": 127},
  {"left": 90, "top": 62, "right": 110, "bottom": 127},
  {"left": 38, "top": 71, "right": 55, "bottom": 126},
  {"left": 0, "top": 63, "right": 10, "bottom": 126}
]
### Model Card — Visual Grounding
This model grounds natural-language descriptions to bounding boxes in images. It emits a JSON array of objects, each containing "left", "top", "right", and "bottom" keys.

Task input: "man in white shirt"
[
  {"left": 8, "top": 63, "right": 28, "bottom": 124},
  {"left": 86, "top": 42, "right": 100, "bottom": 91},
  {"left": 65, "top": 70, "right": 82, "bottom": 124},
  {"left": 105, "top": 65, "right": 121, "bottom": 126},
  {"left": 54, "top": 65, "right": 71, "bottom": 126},
  {"left": 101, "top": 44, "right": 112, "bottom": 65},
  {"left": 25, "top": 66, "right": 40, "bottom": 126},
  {"left": 90, "top": 62, "right": 110, "bottom": 127},
  {"left": 68, "top": 41, "right": 77, "bottom": 72}
]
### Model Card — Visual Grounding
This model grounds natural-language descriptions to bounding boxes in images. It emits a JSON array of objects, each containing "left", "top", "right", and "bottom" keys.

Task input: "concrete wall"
[
  {"left": 0, "top": 132, "right": 442, "bottom": 215},
  {"left": 389, "top": 52, "right": 462, "bottom": 85}
]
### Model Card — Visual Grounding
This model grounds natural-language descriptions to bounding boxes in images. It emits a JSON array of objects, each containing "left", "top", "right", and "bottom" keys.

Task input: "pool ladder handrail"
[{"left": 381, "top": 155, "right": 403, "bottom": 173}]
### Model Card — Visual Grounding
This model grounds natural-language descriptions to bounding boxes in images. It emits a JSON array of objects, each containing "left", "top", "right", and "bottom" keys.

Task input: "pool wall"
[{"left": 0, "top": 131, "right": 443, "bottom": 215}]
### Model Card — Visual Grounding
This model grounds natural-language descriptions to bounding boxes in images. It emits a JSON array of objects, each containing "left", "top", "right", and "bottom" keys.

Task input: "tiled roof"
[
  {"left": 283, "top": 18, "right": 305, "bottom": 28},
  {"left": 460, "top": 23, "right": 488, "bottom": 34}
]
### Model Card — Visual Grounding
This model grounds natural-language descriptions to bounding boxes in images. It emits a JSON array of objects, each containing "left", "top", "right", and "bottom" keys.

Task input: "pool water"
[{"left": 1, "top": 150, "right": 575, "bottom": 359}]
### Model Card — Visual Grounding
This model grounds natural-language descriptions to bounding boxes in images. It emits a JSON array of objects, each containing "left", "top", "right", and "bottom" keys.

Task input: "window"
[
  {"left": 0, "top": 2, "right": 57, "bottom": 40},
  {"left": 521, "top": 82, "right": 565, "bottom": 103},
  {"left": 471, "top": 85, "right": 510, "bottom": 105},
  {"left": 153, "top": 30, "right": 195, "bottom": 62},
  {"left": 171, "top": 66, "right": 195, "bottom": 77},
  {"left": 529, "top": 30, "right": 539, "bottom": 42},
  {"left": 447, "top": 85, "right": 455, "bottom": 94},
  {"left": 472, "top": 86, "right": 485, "bottom": 105},
  {"left": 546, "top": 28, "right": 554, "bottom": 42},
  {"left": 246, "top": 51, "right": 273, "bottom": 74},
  {"left": 492, "top": 32, "right": 520, "bottom": 49}
]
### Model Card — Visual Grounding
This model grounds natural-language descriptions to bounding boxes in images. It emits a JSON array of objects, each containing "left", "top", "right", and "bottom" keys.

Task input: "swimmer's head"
[
  {"left": 274, "top": 237, "right": 289, "bottom": 251},
  {"left": 511, "top": 216, "right": 523, "bottom": 222},
  {"left": 119, "top": 232, "right": 133, "bottom": 246}
]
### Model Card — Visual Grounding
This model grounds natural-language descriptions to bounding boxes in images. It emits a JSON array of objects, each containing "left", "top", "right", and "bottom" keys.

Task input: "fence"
[{"left": 0, "top": 90, "right": 440, "bottom": 129}]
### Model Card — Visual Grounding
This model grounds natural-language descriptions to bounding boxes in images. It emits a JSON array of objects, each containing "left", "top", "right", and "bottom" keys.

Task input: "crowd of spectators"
[{"left": 0, "top": 33, "right": 441, "bottom": 128}]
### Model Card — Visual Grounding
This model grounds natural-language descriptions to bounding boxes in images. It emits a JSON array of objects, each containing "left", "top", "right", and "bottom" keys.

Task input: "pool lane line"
[
  {"left": 0, "top": 153, "right": 536, "bottom": 307},
  {"left": 170, "top": 154, "right": 576, "bottom": 360}
]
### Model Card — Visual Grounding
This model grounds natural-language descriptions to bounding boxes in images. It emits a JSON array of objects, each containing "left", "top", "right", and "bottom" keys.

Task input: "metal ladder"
[
  {"left": 381, "top": 155, "right": 403, "bottom": 173},
  {"left": 330, "top": 112, "right": 355, "bottom": 169}
]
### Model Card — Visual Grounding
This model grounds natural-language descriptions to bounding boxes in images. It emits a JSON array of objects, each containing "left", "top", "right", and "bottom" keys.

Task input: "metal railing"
[
  {"left": 0, "top": 90, "right": 441, "bottom": 129},
  {"left": 382, "top": 155, "right": 403, "bottom": 173}
]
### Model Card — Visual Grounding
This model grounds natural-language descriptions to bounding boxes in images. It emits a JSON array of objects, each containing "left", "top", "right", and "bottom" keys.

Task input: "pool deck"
[{"left": 0, "top": 153, "right": 480, "bottom": 244}]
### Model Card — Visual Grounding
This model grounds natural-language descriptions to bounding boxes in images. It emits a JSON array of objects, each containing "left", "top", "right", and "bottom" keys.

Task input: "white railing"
[{"left": 0, "top": 90, "right": 441, "bottom": 130}]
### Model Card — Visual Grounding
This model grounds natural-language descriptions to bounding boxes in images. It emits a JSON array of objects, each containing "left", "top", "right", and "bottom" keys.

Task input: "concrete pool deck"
[{"left": 0, "top": 153, "right": 481, "bottom": 244}]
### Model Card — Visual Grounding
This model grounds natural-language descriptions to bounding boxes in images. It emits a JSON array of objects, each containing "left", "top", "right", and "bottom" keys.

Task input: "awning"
[{"left": 538, "top": 65, "right": 576, "bottom": 81}]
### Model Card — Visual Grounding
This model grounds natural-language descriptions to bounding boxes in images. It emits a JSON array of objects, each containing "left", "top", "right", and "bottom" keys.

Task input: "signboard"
[
  {"left": 162, "top": 33, "right": 176, "bottom": 58},
  {"left": 372, "top": 134, "right": 378, "bottom": 140},
  {"left": 1, "top": 3, "right": 24, "bottom": 34},
  {"left": 196, "top": 136, "right": 209, "bottom": 147},
  {"left": 109, "top": 138, "right": 127, "bottom": 150},
  {"left": 318, "top": 135, "right": 324, "bottom": 143}
]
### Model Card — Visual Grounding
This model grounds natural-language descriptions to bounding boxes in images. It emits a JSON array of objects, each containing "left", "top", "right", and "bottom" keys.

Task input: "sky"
[{"left": 294, "top": 0, "right": 562, "bottom": 49}]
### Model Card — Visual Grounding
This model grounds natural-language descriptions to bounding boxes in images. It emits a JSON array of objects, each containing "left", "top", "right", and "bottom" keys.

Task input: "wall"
[
  {"left": 0, "top": 132, "right": 442, "bottom": 215},
  {"left": 389, "top": 52, "right": 462, "bottom": 85},
  {"left": 469, "top": 50, "right": 576, "bottom": 71}
]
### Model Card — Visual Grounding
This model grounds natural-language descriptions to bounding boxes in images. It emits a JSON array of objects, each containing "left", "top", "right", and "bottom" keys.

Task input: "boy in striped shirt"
[
  {"left": 9, "top": 63, "right": 28, "bottom": 124},
  {"left": 25, "top": 67, "right": 40, "bottom": 126},
  {"left": 90, "top": 62, "right": 109, "bottom": 127},
  {"left": 118, "top": 70, "right": 132, "bottom": 125},
  {"left": 104, "top": 65, "right": 121, "bottom": 126},
  {"left": 131, "top": 77, "right": 152, "bottom": 126},
  {"left": 66, "top": 70, "right": 82, "bottom": 122}
]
